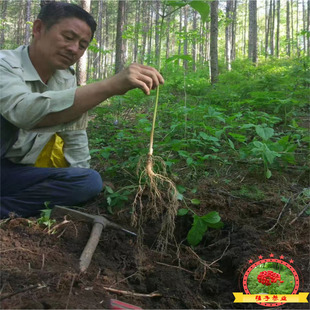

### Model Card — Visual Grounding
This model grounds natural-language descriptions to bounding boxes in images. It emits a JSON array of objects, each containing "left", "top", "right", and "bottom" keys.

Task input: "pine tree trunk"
[
  {"left": 76, "top": 0, "right": 90, "bottom": 86},
  {"left": 290, "top": 0, "right": 294, "bottom": 55},
  {"left": 183, "top": 5, "right": 188, "bottom": 70},
  {"left": 192, "top": 10, "right": 197, "bottom": 72},
  {"left": 104, "top": 1, "right": 109, "bottom": 78},
  {"left": 307, "top": 0, "right": 310, "bottom": 57},
  {"left": 243, "top": 0, "right": 248, "bottom": 57},
  {"left": 24, "top": 0, "right": 31, "bottom": 45},
  {"left": 165, "top": 12, "right": 171, "bottom": 60},
  {"left": 248, "top": 0, "right": 258, "bottom": 63},
  {"left": 265, "top": 0, "right": 269, "bottom": 57},
  {"left": 302, "top": 0, "right": 306, "bottom": 54},
  {"left": 210, "top": 0, "right": 219, "bottom": 84},
  {"left": 286, "top": 0, "right": 291, "bottom": 56},
  {"left": 155, "top": 0, "right": 160, "bottom": 67},
  {"left": 115, "top": 0, "right": 126, "bottom": 74},
  {"left": 276, "top": 0, "right": 280, "bottom": 57},
  {"left": 133, "top": 0, "right": 140, "bottom": 63},
  {"left": 232, "top": 0, "right": 237, "bottom": 60},
  {"left": 147, "top": 8, "right": 153, "bottom": 65},
  {"left": 94, "top": 0, "right": 103, "bottom": 79},
  {"left": 270, "top": 0, "right": 275, "bottom": 56},
  {"left": 225, "top": 0, "right": 233, "bottom": 71},
  {"left": 178, "top": 8, "right": 182, "bottom": 66},
  {"left": 0, "top": 0, "right": 8, "bottom": 48},
  {"left": 140, "top": 2, "right": 149, "bottom": 64}
]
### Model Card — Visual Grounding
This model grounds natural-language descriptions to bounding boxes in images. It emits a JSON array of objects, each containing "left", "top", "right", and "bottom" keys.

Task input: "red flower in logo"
[{"left": 257, "top": 270, "right": 283, "bottom": 287}]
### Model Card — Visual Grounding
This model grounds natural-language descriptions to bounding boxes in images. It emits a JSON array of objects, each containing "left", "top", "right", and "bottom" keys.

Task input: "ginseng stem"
[{"left": 148, "top": 86, "right": 160, "bottom": 157}]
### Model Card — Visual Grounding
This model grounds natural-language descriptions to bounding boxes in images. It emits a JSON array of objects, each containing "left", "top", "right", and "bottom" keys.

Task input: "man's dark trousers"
[{"left": 0, "top": 158, "right": 103, "bottom": 218}]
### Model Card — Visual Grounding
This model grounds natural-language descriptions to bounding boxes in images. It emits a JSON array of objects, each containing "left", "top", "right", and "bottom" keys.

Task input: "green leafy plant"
[
  {"left": 37, "top": 203, "right": 56, "bottom": 231},
  {"left": 178, "top": 207, "right": 224, "bottom": 246},
  {"left": 104, "top": 185, "right": 135, "bottom": 214}
]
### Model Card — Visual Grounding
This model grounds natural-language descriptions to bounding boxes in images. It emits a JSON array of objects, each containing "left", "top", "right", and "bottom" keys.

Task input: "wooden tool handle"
[{"left": 79, "top": 222, "right": 104, "bottom": 272}]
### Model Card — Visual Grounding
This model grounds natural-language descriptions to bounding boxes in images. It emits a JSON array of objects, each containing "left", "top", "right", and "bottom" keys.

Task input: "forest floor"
[{"left": 0, "top": 165, "right": 309, "bottom": 309}]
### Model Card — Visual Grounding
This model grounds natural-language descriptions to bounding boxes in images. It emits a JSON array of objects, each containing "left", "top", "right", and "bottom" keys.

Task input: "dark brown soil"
[{"left": 0, "top": 172, "right": 309, "bottom": 309}]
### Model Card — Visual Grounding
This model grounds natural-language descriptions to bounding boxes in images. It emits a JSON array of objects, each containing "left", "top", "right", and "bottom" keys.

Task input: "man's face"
[{"left": 35, "top": 17, "right": 92, "bottom": 70}]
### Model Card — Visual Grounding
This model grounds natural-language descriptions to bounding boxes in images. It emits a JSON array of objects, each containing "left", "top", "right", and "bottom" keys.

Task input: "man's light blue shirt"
[{"left": 0, "top": 45, "right": 90, "bottom": 167}]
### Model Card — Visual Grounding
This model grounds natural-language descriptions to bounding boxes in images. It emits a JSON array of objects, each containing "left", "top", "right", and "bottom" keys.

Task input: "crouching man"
[{"left": 0, "top": 2, "right": 164, "bottom": 218}]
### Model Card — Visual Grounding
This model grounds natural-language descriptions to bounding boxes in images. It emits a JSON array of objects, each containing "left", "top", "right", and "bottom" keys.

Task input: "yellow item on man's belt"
[{"left": 35, "top": 134, "right": 69, "bottom": 168}]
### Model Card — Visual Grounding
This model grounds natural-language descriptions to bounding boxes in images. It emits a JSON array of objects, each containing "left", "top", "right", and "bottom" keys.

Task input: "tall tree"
[
  {"left": 271, "top": 0, "right": 275, "bottom": 56},
  {"left": 115, "top": 0, "right": 126, "bottom": 73},
  {"left": 76, "top": 0, "right": 90, "bottom": 86},
  {"left": 94, "top": 0, "right": 103, "bottom": 79},
  {"left": 286, "top": 0, "right": 291, "bottom": 56},
  {"left": 155, "top": 0, "right": 161, "bottom": 67},
  {"left": 243, "top": 0, "right": 248, "bottom": 57},
  {"left": 183, "top": 5, "right": 188, "bottom": 70},
  {"left": 210, "top": 0, "right": 219, "bottom": 84},
  {"left": 248, "top": 0, "right": 258, "bottom": 63},
  {"left": 0, "top": 0, "right": 8, "bottom": 49},
  {"left": 225, "top": 0, "right": 236, "bottom": 70},
  {"left": 192, "top": 9, "right": 197, "bottom": 71},
  {"left": 133, "top": 0, "right": 141, "bottom": 63},
  {"left": 276, "top": 0, "right": 280, "bottom": 57},
  {"left": 302, "top": 0, "right": 306, "bottom": 54},
  {"left": 308, "top": 0, "right": 310, "bottom": 57},
  {"left": 265, "top": 0, "right": 270, "bottom": 57},
  {"left": 24, "top": 0, "right": 31, "bottom": 45}
]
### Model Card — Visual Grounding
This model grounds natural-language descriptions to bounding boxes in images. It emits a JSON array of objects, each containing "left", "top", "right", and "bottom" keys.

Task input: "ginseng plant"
[{"left": 132, "top": 85, "right": 179, "bottom": 252}]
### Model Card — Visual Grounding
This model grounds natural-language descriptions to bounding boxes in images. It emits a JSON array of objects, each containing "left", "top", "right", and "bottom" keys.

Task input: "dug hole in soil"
[{"left": 0, "top": 174, "right": 309, "bottom": 309}]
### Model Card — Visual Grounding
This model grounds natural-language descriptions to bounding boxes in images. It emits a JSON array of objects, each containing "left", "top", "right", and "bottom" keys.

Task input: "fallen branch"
[
  {"left": 289, "top": 203, "right": 310, "bottom": 225},
  {"left": 155, "top": 261, "right": 194, "bottom": 275},
  {"left": 0, "top": 284, "right": 46, "bottom": 301},
  {"left": 0, "top": 247, "right": 37, "bottom": 254},
  {"left": 208, "top": 233, "right": 231, "bottom": 268},
  {"left": 265, "top": 198, "right": 291, "bottom": 232},
  {"left": 65, "top": 274, "right": 76, "bottom": 309},
  {"left": 103, "top": 287, "right": 161, "bottom": 298}
]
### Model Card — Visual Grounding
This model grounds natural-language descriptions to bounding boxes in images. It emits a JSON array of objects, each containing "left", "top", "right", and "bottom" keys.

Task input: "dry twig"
[
  {"left": 103, "top": 286, "right": 161, "bottom": 298},
  {"left": 0, "top": 284, "right": 46, "bottom": 301},
  {"left": 289, "top": 203, "right": 310, "bottom": 225},
  {"left": 155, "top": 261, "right": 194, "bottom": 275},
  {"left": 65, "top": 274, "right": 76, "bottom": 309},
  {"left": 265, "top": 198, "right": 291, "bottom": 232}
]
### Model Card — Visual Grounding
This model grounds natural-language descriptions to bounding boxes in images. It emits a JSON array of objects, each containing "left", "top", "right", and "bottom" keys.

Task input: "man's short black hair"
[{"left": 38, "top": 2, "right": 97, "bottom": 41}]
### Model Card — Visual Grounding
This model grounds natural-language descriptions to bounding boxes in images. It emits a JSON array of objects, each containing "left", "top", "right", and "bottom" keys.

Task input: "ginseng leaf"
[{"left": 187, "top": 215, "right": 209, "bottom": 246}]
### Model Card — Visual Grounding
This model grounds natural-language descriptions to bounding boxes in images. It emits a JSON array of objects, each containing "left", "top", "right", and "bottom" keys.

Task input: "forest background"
[{"left": 0, "top": 0, "right": 309, "bottom": 243}]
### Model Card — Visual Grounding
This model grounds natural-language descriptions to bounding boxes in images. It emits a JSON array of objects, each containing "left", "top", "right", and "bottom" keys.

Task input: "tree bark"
[
  {"left": 265, "top": 0, "right": 269, "bottom": 57},
  {"left": 192, "top": 9, "right": 197, "bottom": 72},
  {"left": 115, "top": 0, "right": 126, "bottom": 74},
  {"left": 76, "top": 0, "right": 91, "bottom": 86},
  {"left": 0, "top": 0, "right": 8, "bottom": 49},
  {"left": 248, "top": 0, "right": 258, "bottom": 63},
  {"left": 155, "top": 0, "right": 161, "bottom": 67},
  {"left": 276, "top": 0, "right": 280, "bottom": 57},
  {"left": 308, "top": 0, "right": 310, "bottom": 57},
  {"left": 183, "top": 5, "right": 188, "bottom": 70},
  {"left": 133, "top": 0, "right": 140, "bottom": 63},
  {"left": 286, "top": 0, "right": 290, "bottom": 56},
  {"left": 140, "top": 1, "right": 149, "bottom": 64},
  {"left": 210, "top": 0, "right": 219, "bottom": 84},
  {"left": 270, "top": 0, "right": 275, "bottom": 56},
  {"left": 24, "top": 0, "right": 31, "bottom": 45},
  {"left": 243, "top": 0, "right": 248, "bottom": 57},
  {"left": 225, "top": 0, "right": 235, "bottom": 71}
]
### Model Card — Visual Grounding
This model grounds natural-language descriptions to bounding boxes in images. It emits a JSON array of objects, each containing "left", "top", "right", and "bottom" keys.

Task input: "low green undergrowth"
[{"left": 88, "top": 57, "right": 309, "bottom": 244}]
